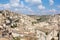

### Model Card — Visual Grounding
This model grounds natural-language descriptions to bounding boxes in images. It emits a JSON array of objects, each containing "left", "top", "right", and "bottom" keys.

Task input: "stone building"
[{"left": 35, "top": 27, "right": 58, "bottom": 40}]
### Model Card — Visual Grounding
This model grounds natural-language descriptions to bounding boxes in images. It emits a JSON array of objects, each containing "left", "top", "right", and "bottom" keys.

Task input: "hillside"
[{"left": 0, "top": 10, "right": 59, "bottom": 40}]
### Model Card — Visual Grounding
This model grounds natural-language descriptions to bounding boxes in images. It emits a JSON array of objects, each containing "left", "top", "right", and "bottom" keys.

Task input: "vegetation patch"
[{"left": 13, "top": 37, "right": 20, "bottom": 40}]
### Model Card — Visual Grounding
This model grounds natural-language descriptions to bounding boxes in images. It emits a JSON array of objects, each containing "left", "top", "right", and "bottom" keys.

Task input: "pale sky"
[{"left": 0, "top": 0, "right": 60, "bottom": 15}]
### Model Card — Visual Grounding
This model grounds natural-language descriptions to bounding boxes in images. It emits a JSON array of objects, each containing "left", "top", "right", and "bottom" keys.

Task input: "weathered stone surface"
[{"left": 0, "top": 10, "right": 59, "bottom": 40}]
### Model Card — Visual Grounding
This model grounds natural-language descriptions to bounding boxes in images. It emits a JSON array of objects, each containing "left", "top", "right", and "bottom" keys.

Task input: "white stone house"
[{"left": 35, "top": 27, "right": 58, "bottom": 40}]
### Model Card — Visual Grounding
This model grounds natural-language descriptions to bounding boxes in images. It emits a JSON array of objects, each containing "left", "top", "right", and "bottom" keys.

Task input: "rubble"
[{"left": 0, "top": 10, "right": 59, "bottom": 40}]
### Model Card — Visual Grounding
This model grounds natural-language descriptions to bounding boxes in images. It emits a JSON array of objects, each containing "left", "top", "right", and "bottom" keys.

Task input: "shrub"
[
  {"left": 13, "top": 37, "right": 20, "bottom": 40},
  {"left": 11, "top": 23, "right": 17, "bottom": 28},
  {"left": 36, "top": 16, "right": 49, "bottom": 22},
  {"left": 32, "top": 21, "right": 37, "bottom": 25}
]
